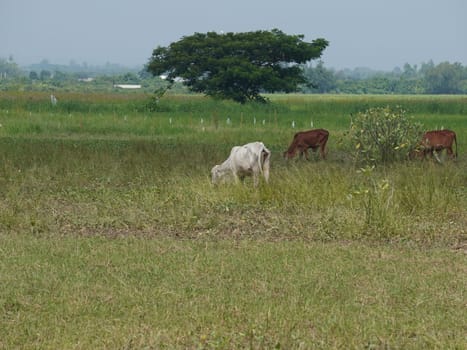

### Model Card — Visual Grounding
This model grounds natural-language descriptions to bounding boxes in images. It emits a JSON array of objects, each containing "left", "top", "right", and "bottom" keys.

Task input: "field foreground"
[
  {"left": 0, "top": 93, "right": 466, "bottom": 348},
  {"left": 1, "top": 236, "right": 466, "bottom": 349}
]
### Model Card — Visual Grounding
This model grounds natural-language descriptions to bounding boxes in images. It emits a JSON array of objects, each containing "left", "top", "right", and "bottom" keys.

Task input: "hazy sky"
[{"left": 1, "top": 0, "right": 466, "bottom": 70}]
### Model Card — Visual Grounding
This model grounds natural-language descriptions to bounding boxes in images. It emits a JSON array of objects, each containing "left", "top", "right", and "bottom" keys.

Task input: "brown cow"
[
  {"left": 411, "top": 129, "right": 458, "bottom": 161},
  {"left": 283, "top": 128, "right": 329, "bottom": 160}
]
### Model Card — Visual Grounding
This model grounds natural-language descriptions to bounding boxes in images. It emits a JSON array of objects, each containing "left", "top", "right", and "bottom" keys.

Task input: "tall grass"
[
  {"left": 0, "top": 93, "right": 465, "bottom": 243},
  {"left": 2, "top": 91, "right": 466, "bottom": 118},
  {"left": 0, "top": 91, "right": 466, "bottom": 243},
  {"left": 0, "top": 92, "right": 466, "bottom": 348},
  {"left": 1, "top": 93, "right": 465, "bottom": 148},
  {"left": 0, "top": 137, "right": 465, "bottom": 244}
]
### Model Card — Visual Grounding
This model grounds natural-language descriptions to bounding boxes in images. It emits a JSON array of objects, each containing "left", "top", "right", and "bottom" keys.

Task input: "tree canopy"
[{"left": 146, "top": 29, "right": 328, "bottom": 103}]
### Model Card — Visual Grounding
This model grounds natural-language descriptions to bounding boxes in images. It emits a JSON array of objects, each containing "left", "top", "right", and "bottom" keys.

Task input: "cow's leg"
[
  {"left": 446, "top": 146, "right": 454, "bottom": 159},
  {"left": 296, "top": 144, "right": 306, "bottom": 160},
  {"left": 310, "top": 146, "right": 322, "bottom": 160},
  {"left": 320, "top": 144, "right": 326, "bottom": 159},
  {"left": 231, "top": 171, "right": 241, "bottom": 184},
  {"left": 253, "top": 174, "right": 259, "bottom": 187},
  {"left": 432, "top": 150, "right": 442, "bottom": 163},
  {"left": 297, "top": 147, "right": 304, "bottom": 159},
  {"left": 423, "top": 148, "right": 434, "bottom": 159}
]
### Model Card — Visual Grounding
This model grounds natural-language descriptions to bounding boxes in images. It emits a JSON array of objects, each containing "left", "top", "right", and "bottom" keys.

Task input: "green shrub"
[{"left": 349, "top": 106, "right": 423, "bottom": 164}]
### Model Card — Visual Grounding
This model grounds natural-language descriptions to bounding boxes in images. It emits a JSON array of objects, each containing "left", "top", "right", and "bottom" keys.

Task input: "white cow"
[{"left": 211, "top": 142, "right": 271, "bottom": 186}]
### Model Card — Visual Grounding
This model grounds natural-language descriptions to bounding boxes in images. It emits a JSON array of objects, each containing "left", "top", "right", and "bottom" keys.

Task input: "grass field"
[{"left": 0, "top": 92, "right": 466, "bottom": 348}]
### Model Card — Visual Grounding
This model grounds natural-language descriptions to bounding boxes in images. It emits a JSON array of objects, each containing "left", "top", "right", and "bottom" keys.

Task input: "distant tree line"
[
  {"left": 302, "top": 60, "right": 467, "bottom": 94},
  {"left": 0, "top": 56, "right": 22, "bottom": 79},
  {"left": 0, "top": 57, "right": 176, "bottom": 93},
  {"left": 1, "top": 56, "right": 466, "bottom": 95}
]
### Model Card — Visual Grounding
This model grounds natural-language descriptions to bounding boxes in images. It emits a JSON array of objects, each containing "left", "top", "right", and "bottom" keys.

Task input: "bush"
[{"left": 349, "top": 106, "right": 423, "bottom": 164}]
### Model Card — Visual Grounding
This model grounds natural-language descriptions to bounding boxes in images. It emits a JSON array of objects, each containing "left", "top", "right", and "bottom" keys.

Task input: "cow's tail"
[{"left": 259, "top": 145, "right": 271, "bottom": 182}]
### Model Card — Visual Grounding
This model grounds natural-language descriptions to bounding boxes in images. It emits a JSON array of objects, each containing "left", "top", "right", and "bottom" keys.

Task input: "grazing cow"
[
  {"left": 411, "top": 129, "right": 458, "bottom": 161},
  {"left": 283, "top": 128, "right": 329, "bottom": 160},
  {"left": 211, "top": 142, "right": 271, "bottom": 186}
]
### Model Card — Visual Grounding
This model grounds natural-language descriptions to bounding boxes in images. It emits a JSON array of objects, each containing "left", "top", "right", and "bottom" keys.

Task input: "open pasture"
[{"left": 0, "top": 92, "right": 466, "bottom": 348}]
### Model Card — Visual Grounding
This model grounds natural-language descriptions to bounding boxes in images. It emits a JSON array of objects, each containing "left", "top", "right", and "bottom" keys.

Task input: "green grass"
[
  {"left": 0, "top": 137, "right": 465, "bottom": 243},
  {"left": 1, "top": 236, "right": 466, "bottom": 349},
  {"left": 0, "top": 92, "right": 466, "bottom": 348}
]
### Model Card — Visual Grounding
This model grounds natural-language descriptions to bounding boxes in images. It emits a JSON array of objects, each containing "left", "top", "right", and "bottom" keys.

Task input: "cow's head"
[
  {"left": 409, "top": 148, "right": 424, "bottom": 160},
  {"left": 409, "top": 143, "right": 428, "bottom": 160},
  {"left": 211, "top": 165, "right": 221, "bottom": 184},
  {"left": 283, "top": 150, "right": 295, "bottom": 159}
]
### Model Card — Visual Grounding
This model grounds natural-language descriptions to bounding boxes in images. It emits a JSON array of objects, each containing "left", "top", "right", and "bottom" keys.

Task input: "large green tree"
[{"left": 147, "top": 29, "right": 328, "bottom": 103}]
